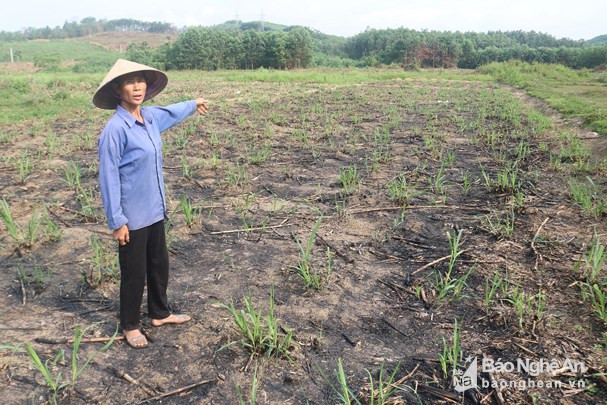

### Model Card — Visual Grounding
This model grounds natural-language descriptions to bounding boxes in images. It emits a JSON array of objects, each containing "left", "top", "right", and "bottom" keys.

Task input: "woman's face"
[{"left": 117, "top": 73, "right": 147, "bottom": 109}]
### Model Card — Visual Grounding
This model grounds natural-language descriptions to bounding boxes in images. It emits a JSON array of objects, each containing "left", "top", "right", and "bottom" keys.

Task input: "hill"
[
  {"left": 0, "top": 31, "right": 178, "bottom": 72},
  {"left": 211, "top": 20, "right": 290, "bottom": 32},
  {"left": 0, "top": 39, "right": 119, "bottom": 65},
  {"left": 68, "top": 31, "right": 177, "bottom": 51},
  {"left": 587, "top": 34, "right": 607, "bottom": 46}
]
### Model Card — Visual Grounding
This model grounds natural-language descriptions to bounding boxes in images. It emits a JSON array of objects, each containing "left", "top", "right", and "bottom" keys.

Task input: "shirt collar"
[
  {"left": 140, "top": 107, "right": 154, "bottom": 125},
  {"left": 116, "top": 105, "right": 137, "bottom": 128},
  {"left": 116, "top": 105, "right": 153, "bottom": 127}
]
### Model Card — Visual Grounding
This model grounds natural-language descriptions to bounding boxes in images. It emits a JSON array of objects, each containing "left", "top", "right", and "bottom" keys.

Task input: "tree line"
[
  {"left": 0, "top": 17, "right": 175, "bottom": 41},
  {"left": 341, "top": 28, "right": 605, "bottom": 69},
  {"left": 2, "top": 17, "right": 606, "bottom": 70},
  {"left": 127, "top": 26, "right": 606, "bottom": 71},
  {"left": 127, "top": 27, "right": 313, "bottom": 70}
]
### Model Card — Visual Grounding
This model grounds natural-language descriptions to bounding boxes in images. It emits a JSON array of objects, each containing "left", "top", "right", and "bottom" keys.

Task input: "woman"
[{"left": 94, "top": 59, "right": 208, "bottom": 348}]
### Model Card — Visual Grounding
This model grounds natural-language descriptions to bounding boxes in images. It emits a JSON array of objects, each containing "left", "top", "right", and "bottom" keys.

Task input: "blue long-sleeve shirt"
[{"left": 98, "top": 100, "right": 197, "bottom": 230}]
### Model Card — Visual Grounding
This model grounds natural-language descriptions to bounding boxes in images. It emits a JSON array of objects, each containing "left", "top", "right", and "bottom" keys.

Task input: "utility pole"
[{"left": 10, "top": 48, "right": 14, "bottom": 63}]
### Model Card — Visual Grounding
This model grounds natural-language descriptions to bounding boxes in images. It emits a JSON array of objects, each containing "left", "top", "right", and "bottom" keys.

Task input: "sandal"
[
  {"left": 151, "top": 313, "right": 191, "bottom": 327},
  {"left": 124, "top": 331, "right": 149, "bottom": 349}
]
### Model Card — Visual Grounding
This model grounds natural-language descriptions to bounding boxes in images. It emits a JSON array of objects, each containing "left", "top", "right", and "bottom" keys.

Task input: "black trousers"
[{"left": 118, "top": 219, "right": 171, "bottom": 331}]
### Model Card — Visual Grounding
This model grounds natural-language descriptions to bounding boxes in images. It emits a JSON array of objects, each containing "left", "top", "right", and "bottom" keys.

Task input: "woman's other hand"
[
  {"left": 113, "top": 224, "right": 130, "bottom": 245},
  {"left": 195, "top": 98, "right": 209, "bottom": 116}
]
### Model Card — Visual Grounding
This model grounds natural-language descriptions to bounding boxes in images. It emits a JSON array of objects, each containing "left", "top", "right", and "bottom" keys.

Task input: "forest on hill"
[
  {"left": 2, "top": 17, "right": 606, "bottom": 70},
  {"left": 129, "top": 26, "right": 607, "bottom": 70},
  {"left": 0, "top": 17, "right": 176, "bottom": 41}
]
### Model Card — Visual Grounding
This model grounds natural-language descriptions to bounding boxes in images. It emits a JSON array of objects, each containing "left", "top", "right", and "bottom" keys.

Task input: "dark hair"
[{"left": 113, "top": 71, "right": 149, "bottom": 87}]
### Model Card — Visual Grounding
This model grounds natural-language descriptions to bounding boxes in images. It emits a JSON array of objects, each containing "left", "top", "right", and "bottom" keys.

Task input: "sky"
[{"left": 2, "top": 0, "right": 605, "bottom": 41}]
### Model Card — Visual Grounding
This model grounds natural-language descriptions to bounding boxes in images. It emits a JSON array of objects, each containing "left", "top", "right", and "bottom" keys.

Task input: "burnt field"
[{"left": 1, "top": 71, "right": 606, "bottom": 404}]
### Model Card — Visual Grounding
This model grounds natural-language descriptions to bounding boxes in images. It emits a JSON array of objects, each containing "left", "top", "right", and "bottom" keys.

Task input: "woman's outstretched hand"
[
  {"left": 195, "top": 98, "right": 209, "bottom": 116},
  {"left": 114, "top": 224, "right": 130, "bottom": 246}
]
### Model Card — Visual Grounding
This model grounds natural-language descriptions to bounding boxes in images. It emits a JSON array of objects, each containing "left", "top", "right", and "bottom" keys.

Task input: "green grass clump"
[
  {"left": 225, "top": 162, "right": 248, "bottom": 188},
  {"left": 320, "top": 358, "right": 402, "bottom": 405},
  {"left": 438, "top": 319, "right": 462, "bottom": 380},
  {"left": 569, "top": 177, "right": 607, "bottom": 218},
  {"left": 505, "top": 286, "right": 547, "bottom": 331},
  {"left": 386, "top": 174, "right": 415, "bottom": 204},
  {"left": 576, "top": 237, "right": 607, "bottom": 325},
  {"left": 75, "top": 186, "right": 98, "bottom": 221},
  {"left": 294, "top": 217, "right": 332, "bottom": 290},
  {"left": 179, "top": 195, "right": 202, "bottom": 227},
  {"left": 340, "top": 165, "right": 361, "bottom": 194},
  {"left": 0, "top": 199, "right": 47, "bottom": 248},
  {"left": 81, "top": 236, "right": 119, "bottom": 287},
  {"left": 22, "top": 323, "right": 117, "bottom": 404},
  {"left": 482, "top": 209, "right": 516, "bottom": 239},
  {"left": 484, "top": 271, "right": 510, "bottom": 313},
  {"left": 16, "top": 263, "right": 52, "bottom": 294},
  {"left": 63, "top": 161, "right": 82, "bottom": 188},
  {"left": 431, "top": 230, "right": 474, "bottom": 303},
  {"left": 0, "top": 198, "right": 20, "bottom": 242},
  {"left": 223, "top": 286, "right": 293, "bottom": 360}
]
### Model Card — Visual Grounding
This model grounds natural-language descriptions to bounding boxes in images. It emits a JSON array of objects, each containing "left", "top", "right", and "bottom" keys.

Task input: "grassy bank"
[
  {"left": 0, "top": 73, "right": 102, "bottom": 123},
  {"left": 480, "top": 61, "right": 607, "bottom": 135}
]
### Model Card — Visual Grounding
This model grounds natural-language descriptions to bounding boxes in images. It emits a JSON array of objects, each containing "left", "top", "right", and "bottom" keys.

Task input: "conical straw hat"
[{"left": 93, "top": 59, "right": 168, "bottom": 109}]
